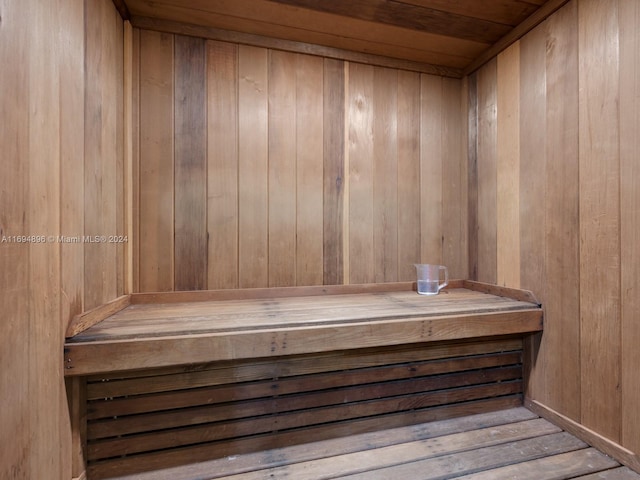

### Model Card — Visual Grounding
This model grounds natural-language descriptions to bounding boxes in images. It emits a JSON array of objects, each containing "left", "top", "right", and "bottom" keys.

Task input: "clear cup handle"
[{"left": 438, "top": 266, "right": 449, "bottom": 291}]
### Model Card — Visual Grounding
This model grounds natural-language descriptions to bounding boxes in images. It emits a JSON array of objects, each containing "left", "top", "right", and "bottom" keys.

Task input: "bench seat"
[{"left": 64, "top": 280, "right": 543, "bottom": 479}]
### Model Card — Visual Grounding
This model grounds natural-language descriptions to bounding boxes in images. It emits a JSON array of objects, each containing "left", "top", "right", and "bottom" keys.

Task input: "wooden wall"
[
  {"left": 469, "top": 0, "right": 640, "bottom": 457},
  {"left": 132, "top": 30, "right": 468, "bottom": 292},
  {"left": 0, "top": 0, "right": 124, "bottom": 478}
]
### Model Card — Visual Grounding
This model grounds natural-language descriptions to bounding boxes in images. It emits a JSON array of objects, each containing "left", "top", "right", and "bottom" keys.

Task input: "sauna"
[{"left": 2, "top": 0, "right": 640, "bottom": 479}]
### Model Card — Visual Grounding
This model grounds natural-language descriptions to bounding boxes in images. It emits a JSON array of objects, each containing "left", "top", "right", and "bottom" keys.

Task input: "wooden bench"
[{"left": 64, "top": 280, "right": 543, "bottom": 479}]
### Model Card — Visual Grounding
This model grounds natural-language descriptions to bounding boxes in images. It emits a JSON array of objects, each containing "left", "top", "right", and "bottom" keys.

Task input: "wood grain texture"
[
  {"left": 126, "top": 0, "right": 486, "bottom": 69},
  {"left": 373, "top": 67, "right": 398, "bottom": 282},
  {"left": 0, "top": 1, "right": 123, "bottom": 478},
  {"left": 84, "top": 0, "right": 121, "bottom": 309},
  {"left": 174, "top": 35, "right": 207, "bottom": 290},
  {"left": 269, "top": 0, "right": 511, "bottom": 44},
  {"left": 475, "top": 58, "right": 498, "bottom": 284},
  {"left": 322, "top": 58, "right": 346, "bottom": 285},
  {"left": 207, "top": 41, "right": 239, "bottom": 289},
  {"left": 396, "top": 70, "right": 421, "bottom": 281},
  {"left": 60, "top": 0, "right": 86, "bottom": 331},
  {"left": 295, "top": 54, "right": 324, "bottom": 285},
  {"left": 420, "top": 74, "right": 443, "bottom": 265},
  {"left": 619, "top": 0, "right": 640, "bottom": 455},
  {"left": 517, "top": 16, "right": 548, "bottom": 407},
  {"left": 348, "top": 63, "right": 375, "bottom": 284},
  {"left": 467, "top": 73, "right": 478, "bottom": 280},
  {"left": 138, "top": 30, "right": 174, "bottom": 292},
  {"left": 578, "top": 0, "right": 621, "bottom": 442},
  {"left": 496, "top": 42, "right": 520, "bottom": 288},
  {"left": 131, "top": 33, "right": 465, "bottom": 291},
  {"left": 65, "top": 304, "right": 542, "bottom": 376},
  {"left": 1, "top": 1, "right": 32, "bottom": 477},
  {"left": 238, "top": 45, "right": 269, "bottom": 288},
  {"left": 442, "top": 77, "right": 467, "bottom": 280},
  {"left": 542, "top": 1, "right": 580, "bottom": 420},
  {"left": 268, "top": 50, "right": 297, "bottom": 286},
  {"left": 131, "top": 15, "right": 463, "bottom": 78}
]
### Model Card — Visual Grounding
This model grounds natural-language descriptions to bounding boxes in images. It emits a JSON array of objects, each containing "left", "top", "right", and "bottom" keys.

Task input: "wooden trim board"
[{"left": 526, "top": 399, "right": 640, "bottom": 474}]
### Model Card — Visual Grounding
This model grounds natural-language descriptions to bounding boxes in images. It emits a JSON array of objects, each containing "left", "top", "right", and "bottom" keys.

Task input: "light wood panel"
[
  {"left": 322, "top": 59, "right": 346, "bottom": 285},
  {"left": 619, "top": 0, "right": 640, "bottom": 455},
  {"left": 471, "top": 0, "right": 640, "bottom": 465},
  {"left": 441, "top": 77, "right": 467, "bottom": 280},
  {"left": 373, "top": 67, "right": 399, "bottom": 282},
  {"left": 268, "top": 50, "right": 298, "bottom": 287},
  {"left": 347, "top": 63, "right": 376, "bottom": 284},
  {"left": 238, "top": 45, "right": 269, "bottom": 288},
  {"left": 475, "top": 58, "right": 498, "bottom": 284},
  {"left": 420, "top": 75, "right": 443, "bottom": 265},
  {"left": 1, "top": 1, "right": 35, "bottom": 477},
  {"left": 207, "top": 41, "right": 239, "bottom": 290},
  {"left": 0, "top": 1, "right": 124, "bottom": 479},
  {"left": 134, "top": 32, "right": 466, "bottom": 290},
  {"left": 496, "top": 42, "right": 520, "bottom": 288},
  {"left": 138, "top": 29, "right": 174, "bottom": 292},
  {"left": 295, "top": 54, "right": 325, "bottom": 286},
  {"left": 85, "top": 0, "right": 122, "bottom": 310},
  {"left": 518, "top": 15, "right": 548, "bottom": 407},
  {"left": 578, "top": 0, "right": 621, "bottom": 442},
  {"left": 396, "top": 70, "right": 421, "bottom": 281},
  {"left": 541, "top": 1, "right": 580, "bottom": 420}
]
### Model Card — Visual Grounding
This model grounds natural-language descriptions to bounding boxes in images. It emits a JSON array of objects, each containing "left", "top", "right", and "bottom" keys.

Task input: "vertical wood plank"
[
  {"left": 84, "top": 0, "right": 119, "bottom": 309},
  {"left": 348, "top": 63, "right": 375, "bottom": 284},
  {"left": 519, "top": 18, "right": 549, "bottom": 408},
  {"left": 174, "top": 35, "right": 207, "bottom": 291},
  {"left": 397, "top": 70, "right": 421, "bottom": 281},
  {"left": 59, "top": 0, "right": 85, "bottom": 330},
  {"left": 420, "top": 74, "right": 443, "bottom": 265},
  {"left": 238, "top": 45, "right": 269, "bottom": 288},
  {"left": 29, "top": 0, "right": 61, "bottom": 477},
  {"left": 323, "top": 58, "right": 345, "bottom": 285},
  {"left": 0, "top": 0, "right": 30, "bottom": 476},
  {"left": 442, "top": 77, "right": 467, "bottom": 280},
  {"left": 475, "top": 58, "right": 498, "bottom": 284},
  {"left": 115, "top": 16, "right": 125, "bottom": 298},
  {"left": 542, "top": 1, "right": 580, "bottom": 420},
  {"left": 373, "top": 67, "right": 398, "bottom": 282},
  {"left": 124, "top": 21, "right": 134, "bottom": 295},
  {"left": 207, "top": 41, "right": 239, "bottom": 290},
  {"left": 138, "top": 30, "right": 174, "bottom": 292},
  {"left": 268, "top": 50, "right": 297, "bottom": 287},
  {"left": 59, "top": 2, "right": 86, "bottom": 476},
  {"left": 619, "top": 0, "right": 640, "bottom": 454},
  {"left": 496, "top": 42, "right": 520, "bottom": 288},
  {"left": 579, "top": 0, "right": 621, "bottom": 442},
  {"left": 296, "top": 54, "right": 324, "bottom": 286},
  {"left": 467, "top": 73, "right": 479, "bottom": 280},
  {"left": 131, "top": 27, "right": 141, "bottom": 293}
]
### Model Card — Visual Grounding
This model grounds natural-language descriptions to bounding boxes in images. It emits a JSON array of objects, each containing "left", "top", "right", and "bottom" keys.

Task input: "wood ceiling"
[{"left": 118, "top": 0, "right": 568, "bottom": 78}]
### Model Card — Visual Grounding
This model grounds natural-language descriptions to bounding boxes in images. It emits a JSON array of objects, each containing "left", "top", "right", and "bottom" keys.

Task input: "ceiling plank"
[
  {"left": 394, "top": 0, "right": 540, "bottom": 26},
  {"left": 132, "top": 16, "right": 464, "bottom": 77},
  {"left": 126, "top": 0, "right": 489, "bottom": 61},
  {"left": 268, "top": 0, "right": 511, "bottom": 43}
]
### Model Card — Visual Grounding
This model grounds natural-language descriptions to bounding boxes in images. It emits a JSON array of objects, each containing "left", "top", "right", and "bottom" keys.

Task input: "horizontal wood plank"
[
  {"left": 65, "top": 308, "right": 541, "bottom": 375},
  {"left": 88, "top": 398, "right": 525, "bottom": 479},
  {"left": 85, "top": 338, "right": 522, "bottom": 398}
]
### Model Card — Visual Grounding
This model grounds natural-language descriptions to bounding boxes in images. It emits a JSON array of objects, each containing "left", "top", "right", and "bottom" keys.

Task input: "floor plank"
[{"left": 110, "top": 407, "right": 640, "bottom": 480}]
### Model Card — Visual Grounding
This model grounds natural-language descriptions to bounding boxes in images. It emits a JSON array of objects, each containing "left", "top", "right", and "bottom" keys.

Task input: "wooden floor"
[{"left": 112, "top": 407, "right": 640, "bottom": 480}]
